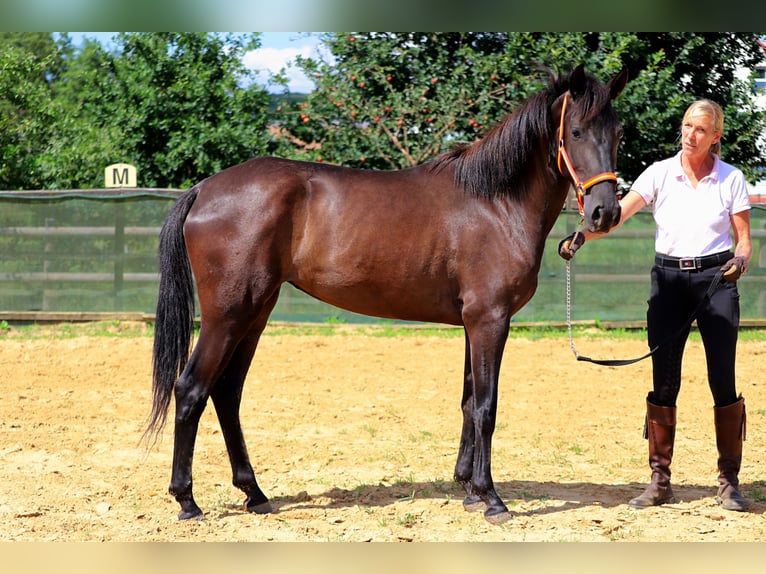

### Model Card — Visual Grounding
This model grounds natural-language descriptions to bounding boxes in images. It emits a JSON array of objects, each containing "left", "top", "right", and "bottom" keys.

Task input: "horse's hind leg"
[
  {"left": 210, "top": 311, "right": 275, "bottom": 515},
  {"left": 169, "top": 321, "right": 254, "bottom": 520},
  {"left": 169, "top": 333, "right": 220, "bottom": 520}
]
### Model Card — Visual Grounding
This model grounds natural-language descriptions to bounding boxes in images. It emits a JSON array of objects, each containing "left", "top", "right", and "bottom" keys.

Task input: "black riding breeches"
[{"left": 646, "top": 263, "right": 740, "bottom": 408}]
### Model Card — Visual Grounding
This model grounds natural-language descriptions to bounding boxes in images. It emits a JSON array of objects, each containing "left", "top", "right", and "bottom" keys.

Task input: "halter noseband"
[{"left": 556, "top": 93, "right": 618, "bottom": 215}]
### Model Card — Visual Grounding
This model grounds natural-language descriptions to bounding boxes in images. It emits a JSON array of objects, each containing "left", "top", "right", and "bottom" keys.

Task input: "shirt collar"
[{"left": 673, "top": 150, "right": 720, "bottom": 182}]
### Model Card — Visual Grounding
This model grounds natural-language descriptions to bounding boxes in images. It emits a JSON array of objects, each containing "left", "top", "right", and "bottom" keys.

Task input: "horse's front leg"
[
  {"left": 457, "top": 315, "right": 512, "bottom": 524},
  {"left": 454, "top": 331, "right": 485, "bottom": 512}
]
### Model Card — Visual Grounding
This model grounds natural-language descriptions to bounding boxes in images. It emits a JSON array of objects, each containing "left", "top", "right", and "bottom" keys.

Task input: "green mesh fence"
[
  {"left": 0, "top": 190, "right": 177, "bottom": 315},
  {"left": 546, "top": 204, "right": 766, "bottom": 323},
  {"left": 1, "top": 190, "right": 765, "bottom": 322}
]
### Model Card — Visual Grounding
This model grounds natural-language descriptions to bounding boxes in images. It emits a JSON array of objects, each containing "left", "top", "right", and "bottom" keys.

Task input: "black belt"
[{"left": 654, "top": 251, "right": 731, "bottom": 271}]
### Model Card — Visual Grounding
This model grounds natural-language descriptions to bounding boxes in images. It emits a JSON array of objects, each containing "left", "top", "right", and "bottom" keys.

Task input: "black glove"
[
  {"left": 721, "top": 255, "right": 748, "bottom": 282},
  {"left": 558, "top": 232, "right": 585, "bottom": 261}
]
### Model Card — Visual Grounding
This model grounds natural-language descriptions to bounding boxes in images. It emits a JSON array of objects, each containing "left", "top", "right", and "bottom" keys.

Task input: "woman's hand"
[
  {"left": 558, "top": 232, "right": 585, "bottom": 260},
  {"left": 721, "top": 255, "right": 748, "bottom": 282}
]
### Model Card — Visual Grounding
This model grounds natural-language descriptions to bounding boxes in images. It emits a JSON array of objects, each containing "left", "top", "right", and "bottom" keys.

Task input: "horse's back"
[{"left": 187, "top": 156, "right": 459, "bottom": 240}]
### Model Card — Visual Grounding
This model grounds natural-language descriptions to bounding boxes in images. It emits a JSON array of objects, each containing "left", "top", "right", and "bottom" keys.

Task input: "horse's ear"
[
  {"left": 568, "top": 64, "right": 587, "bottom": 97},
  {"left": 608, "top": 67, "right": 629, "bottom": 100}
]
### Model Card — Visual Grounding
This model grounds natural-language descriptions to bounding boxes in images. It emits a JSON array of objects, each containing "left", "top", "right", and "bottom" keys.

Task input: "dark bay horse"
[{"left": 147, "top": 64, "right": 628, "bottom": 524}]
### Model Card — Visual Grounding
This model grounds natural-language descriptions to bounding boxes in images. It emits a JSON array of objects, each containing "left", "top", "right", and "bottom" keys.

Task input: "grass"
[
  {"left": 2, "top": 318, "right": 766, "bottom": 342},
  {"left": 746, "top": 481, "right": 766, "bottom": 503},
  {"left": 0, "top": 319, "right": 154, "bottom": 339},
  {"left": 395, "top": 512, "right": 419, "bottom": 527}
]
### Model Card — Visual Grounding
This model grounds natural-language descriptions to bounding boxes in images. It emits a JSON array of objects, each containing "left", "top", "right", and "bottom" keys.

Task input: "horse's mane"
[{"left": 429, "top": 69, "right": 613, "bottom": 200}]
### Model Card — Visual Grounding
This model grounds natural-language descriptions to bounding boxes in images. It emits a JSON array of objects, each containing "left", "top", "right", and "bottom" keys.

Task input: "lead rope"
[
  {"left": 566, "top": 257, "right": 579, "bottom": 359},
  {"left": 566, "top": 255, "right": 658, "bottom": 366},
  {"left": 566, "top": 254, "right": 726, "bottom": 367},
  {"left": 564, "top": 226, "right": 584, "bottom": 359}
]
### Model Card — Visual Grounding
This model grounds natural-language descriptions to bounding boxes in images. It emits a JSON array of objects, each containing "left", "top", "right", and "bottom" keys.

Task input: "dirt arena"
[{"left": 2, "top": 322, "right": 766, "bottom": 542}]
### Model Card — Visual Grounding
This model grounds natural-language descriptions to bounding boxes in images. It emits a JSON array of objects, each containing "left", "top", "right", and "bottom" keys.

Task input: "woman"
[{"left": 559, "top": 99, "right": 752, "bottom": 511}]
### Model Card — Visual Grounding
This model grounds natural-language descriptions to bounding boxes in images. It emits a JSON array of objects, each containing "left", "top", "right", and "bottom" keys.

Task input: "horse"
[{"left": 147, "top": 64, "right": 628, "bottom": 525}]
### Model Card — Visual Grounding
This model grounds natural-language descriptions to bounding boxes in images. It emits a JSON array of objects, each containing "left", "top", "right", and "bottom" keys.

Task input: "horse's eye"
[
  {"left": 571, "top": 127, "right": 582, "bottom": 140},
  {"left": 616, "top": 126, "right": 624, "bottom": 140}
]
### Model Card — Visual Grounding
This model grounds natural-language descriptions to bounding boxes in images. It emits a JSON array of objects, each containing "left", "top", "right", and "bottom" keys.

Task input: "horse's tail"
[{"left": 144, "top": 186, "right": 199, "bottom": 445}]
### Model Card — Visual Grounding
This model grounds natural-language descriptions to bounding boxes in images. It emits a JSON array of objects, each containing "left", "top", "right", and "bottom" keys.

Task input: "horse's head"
[{"left": 555, "top": 64, "right": 628, "bottom": 233}]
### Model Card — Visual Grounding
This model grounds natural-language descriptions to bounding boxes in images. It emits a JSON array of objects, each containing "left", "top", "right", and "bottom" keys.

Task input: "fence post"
[
  {"left": 758, "top": 219, "right": 766, "bottom": 317},
  {"left": 43, "top": 216, "right": 54, "bottom": 311},
  {"left": 114, "top": 202, "right": 125, "bottom": 311}
]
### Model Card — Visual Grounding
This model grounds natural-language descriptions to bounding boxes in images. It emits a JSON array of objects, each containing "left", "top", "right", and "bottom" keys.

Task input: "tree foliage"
[
  {"left": 608, "top": 32, "right": 766, "bottom": 183},
  {"left": 0, "top": 33, "right": 68, "bottom": 188},
  {"left": 1, "top": 32, "right": 765, "bottom": 190},
  {"left": 97, "top": 33, "right": 272, "bottom": 188},
  {"left": 271, "top": 32, "right": 549, "bottom": 169},
  {"left": 273, "top": 32, "right": 766, "bottom": 183},
  {"left": 1, "top": 32, "right": 273, "bottom": 190}
]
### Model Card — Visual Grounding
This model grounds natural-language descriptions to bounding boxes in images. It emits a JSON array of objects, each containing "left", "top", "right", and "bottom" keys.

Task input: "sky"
[
  {"left": 242, "top": 32, "right": 327, "bottom": 93},
  {"left": 69, "top": 32, "right": 325, "bottom": 93}
]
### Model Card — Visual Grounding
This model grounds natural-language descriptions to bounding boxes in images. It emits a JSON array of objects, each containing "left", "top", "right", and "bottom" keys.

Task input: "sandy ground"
[{"left": 2, "top": 324, "right": 766, "bottom": 543}]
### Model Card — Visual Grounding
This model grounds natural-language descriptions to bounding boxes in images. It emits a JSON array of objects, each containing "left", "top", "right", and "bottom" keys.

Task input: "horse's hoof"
[
  {"left": 246, "top": 500, "right": 273, "bottom": 515},
  {"left": 463, "top": 494, "right": 488, "bottom": 513},
  {"left": 484, "top": 510, "right": 513, "bottom": 525},
  {"left": 178, "top": 508, "right": 204, "bottom": 521}
]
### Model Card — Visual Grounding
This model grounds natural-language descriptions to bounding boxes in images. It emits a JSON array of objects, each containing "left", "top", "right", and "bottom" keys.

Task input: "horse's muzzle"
[{"left": 583, "top": 186, "right": 621, "bottom": 232}]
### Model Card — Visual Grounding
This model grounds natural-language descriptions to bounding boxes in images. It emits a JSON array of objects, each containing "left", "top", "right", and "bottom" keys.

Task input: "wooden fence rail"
[{"left": 1, "top": 189, "right": 765, "bottom": 321}]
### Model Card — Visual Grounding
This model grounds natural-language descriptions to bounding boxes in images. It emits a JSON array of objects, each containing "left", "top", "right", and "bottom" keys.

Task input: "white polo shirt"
[{"left": 631, "top": 151, "right": 751, "bottom": 257}]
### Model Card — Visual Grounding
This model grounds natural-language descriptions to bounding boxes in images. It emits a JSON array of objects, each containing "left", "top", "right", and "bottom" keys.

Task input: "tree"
[
  {"left": 23, "top": 33, "right": 274, "bottom": 190},
  {"left": 271, "top": 32, "right": 547, "bottom": 170},
  {"left": 3, "top": 32, "right": 764, "bottom": 190},
  {"left": 605, "top": 32, "right": 766, "bottom": 183},
  {"left": 99, "top": 33, "right": 273, "bottom": 188},
  {"left": 272, "top": 32, "right": 766, "bottom": 184},
  {"left": 0, "top": 33, "right": 70, "bottom": 189},
  {"left": 33, "top": 36, "right": 125, "bottom": 189}
]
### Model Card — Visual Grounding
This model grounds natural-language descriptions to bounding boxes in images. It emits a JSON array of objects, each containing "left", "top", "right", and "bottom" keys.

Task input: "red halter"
[{"left": 556, "top": 93, "right": 618, "bottom": 215}]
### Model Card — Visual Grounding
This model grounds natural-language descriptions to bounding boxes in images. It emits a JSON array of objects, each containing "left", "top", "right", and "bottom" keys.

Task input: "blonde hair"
[{"left": 682, "top": 99, "right": 724, "bottom": 156}]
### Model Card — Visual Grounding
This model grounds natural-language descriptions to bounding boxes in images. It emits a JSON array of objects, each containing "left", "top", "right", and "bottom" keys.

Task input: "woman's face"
[{"left": 681, "top": 111, "right": 721, "bottom": 159}]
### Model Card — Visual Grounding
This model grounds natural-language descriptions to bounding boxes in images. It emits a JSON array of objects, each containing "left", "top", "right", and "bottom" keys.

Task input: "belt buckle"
[{"left": 679, "top": 257, "right": 697, "bottom": 270}]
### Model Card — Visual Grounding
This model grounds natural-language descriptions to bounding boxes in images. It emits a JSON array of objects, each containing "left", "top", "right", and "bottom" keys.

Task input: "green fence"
[{"left": 1, "top": 189, "right": 765, "bottom": 323}]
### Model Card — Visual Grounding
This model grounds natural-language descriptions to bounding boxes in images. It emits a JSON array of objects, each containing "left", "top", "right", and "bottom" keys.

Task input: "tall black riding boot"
[
  {"left": 629, "top": 392, "right": 677, "bottom": 508},
  {"left": 714, "top": 395, "right": 747, "bottom": 511}
]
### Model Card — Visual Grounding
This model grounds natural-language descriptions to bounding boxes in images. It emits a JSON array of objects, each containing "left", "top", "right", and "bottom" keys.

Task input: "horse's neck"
[{"left": 521, "top": 169, "right": 570, "bottom": 240}]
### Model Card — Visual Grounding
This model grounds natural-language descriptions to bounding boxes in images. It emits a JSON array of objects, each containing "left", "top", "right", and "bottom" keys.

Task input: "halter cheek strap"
[{"left": 556, "top": 93, "right": 618, "bottom": 215}]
